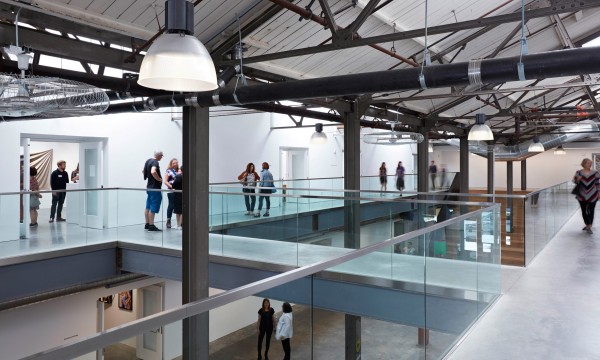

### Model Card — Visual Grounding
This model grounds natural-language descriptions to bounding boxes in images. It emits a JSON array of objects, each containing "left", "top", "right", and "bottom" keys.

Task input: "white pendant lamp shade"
[
  {"left": 468, "top": 113, "right": 494, "bottom": 141},
  {"left": 528, "top": 136, "right": 545, "bottom": 153},
  {"left": 138, "top": 33, "right": 218, "bottom": 92},
  {"left": 310, "top": 123, "right": 328, "bottom": 144},
  {"left": 554, "top": 145, "right": 566, "bottom": 155}
]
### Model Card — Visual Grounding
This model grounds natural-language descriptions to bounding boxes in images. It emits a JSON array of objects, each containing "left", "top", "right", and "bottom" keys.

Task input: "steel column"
[
  {"left": 487, "top": 143, "right": 495, "bottom": 196},
  {"left": 459, "top": 137, "right": 469, "bottom": 194},
  {"left": 507, "top": 161, "right": 513, "bottom": 233},
  {"left": 182, "top": 106, "right": 209, "bottom": 359},
  {"left": 521, "top": 160, "right": 527, "bottom": 190},
  {"left": 417, "top": 131, "right": 430, "bottom": 193}
]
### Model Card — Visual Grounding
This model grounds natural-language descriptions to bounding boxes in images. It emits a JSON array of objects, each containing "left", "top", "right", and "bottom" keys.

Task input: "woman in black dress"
[
  {"left": 257, "top": 298, "right": 276, "bottom": 360},
  {"left": 172, "top": 166, "right": 183, "bottom": 229}
]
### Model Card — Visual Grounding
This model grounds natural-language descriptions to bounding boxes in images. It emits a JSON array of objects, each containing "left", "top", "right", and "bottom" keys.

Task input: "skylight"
[{"left": 583, "top": 35, "right": 600, "bottom": 47}]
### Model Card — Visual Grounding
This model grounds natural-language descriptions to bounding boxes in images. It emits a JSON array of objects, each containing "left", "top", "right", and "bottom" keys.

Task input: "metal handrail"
[{"left": 23, "top": 203, "right": 500, "bottom": 360}]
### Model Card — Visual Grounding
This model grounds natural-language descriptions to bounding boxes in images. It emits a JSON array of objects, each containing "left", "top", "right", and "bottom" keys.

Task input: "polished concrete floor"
[{"left": 446, "top": 209, "right": 600, "bottom": 360}]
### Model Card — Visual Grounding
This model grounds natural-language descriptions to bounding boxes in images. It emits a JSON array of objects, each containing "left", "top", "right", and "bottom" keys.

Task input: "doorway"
[{"left": 280, "top": 147, "right": 308, "bottom": 202}]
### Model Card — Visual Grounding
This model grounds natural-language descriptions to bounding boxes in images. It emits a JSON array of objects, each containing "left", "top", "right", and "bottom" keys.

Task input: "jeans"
[
  {"left": 257, "top": 328, "right": 272, "bottom": 356},
  {"left": 282, "top": 338, "right": 290, "bottom": 360},
  {"left": 258, "top": 189, "right": 271, "bottom": 211},
  {"left": 579, "top": 200, "right": 597, "bottom": 225},
  {"left": 243, "top": 188, "right": 256, "bottom": 211},
  {"left": 167, "top": 192, "right": 174, "bottom": 219},
  {"left": 50, "top": 192, "right": 66, "bottom": 219}
]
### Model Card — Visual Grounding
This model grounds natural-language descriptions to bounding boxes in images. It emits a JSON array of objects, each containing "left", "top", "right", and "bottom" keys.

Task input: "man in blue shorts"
[{"left": 143, "top": 150, "right": 164, "bottom": 231}]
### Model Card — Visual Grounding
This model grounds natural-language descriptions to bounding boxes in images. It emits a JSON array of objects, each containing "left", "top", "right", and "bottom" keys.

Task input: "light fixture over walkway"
[
  {"left": 528, "top": 136, "right": 545, "bottom": 153},
  {"left": 468, "top": 113, "right": 494, "bottom": 141},
  {"left": 138, "top": 0, "right": 218, "bottom": 92},
  {"left": 310, "top": 123, "right": 328, "bottom": 144}
]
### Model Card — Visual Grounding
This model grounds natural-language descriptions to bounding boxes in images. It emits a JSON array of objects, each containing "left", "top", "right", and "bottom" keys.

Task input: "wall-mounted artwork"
[
  {"left": 118, "top": 290, "right": 133, "bottom": 311},
  {"left": 98, "top": 295, "right": 113, "bottom": 304},
  {"left": 593, "top": 153, "right": 600, "bottom": 171}
]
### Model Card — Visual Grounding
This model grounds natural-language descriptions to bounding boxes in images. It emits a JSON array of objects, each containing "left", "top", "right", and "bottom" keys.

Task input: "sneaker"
[
  {"left": 49, "top": 218, "right": 54, "bottom": 223},
  {"left": 254, "top": 212, "right": 261, "bottom": 217},
  {"left": 587, "top": 228, "right": 594, "bottom": 234},
  {"left": 166, "top": 219, "right": 172, "bottom": 228},
  {"left": 144, "top": 223, "right": 149, "bottom": 230},
  {"left": 147, "top": 224, "right": 162, "bottom": 232},
  {"left": 29, "top": 223, "right": 38, "bottom": 227},
  {"left": 263, "top": 212, "right": 270, "bottom": 217},
  {"left": 246, "top": 211, "right": 253, "bottom": 216},
  {"left": 57, "top": 218, "right": 66, "bottom": 222}
]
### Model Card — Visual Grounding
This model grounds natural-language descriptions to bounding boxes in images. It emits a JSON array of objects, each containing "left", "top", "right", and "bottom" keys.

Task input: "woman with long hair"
[
  {"left": 238, "top": 163, "right": 260, "bottom": 215},
  {"left": 276, "top": 302, "right": 293, "bottom": 360},
  {"left": 256, "top": 298, "right": 276, "bottom": 360},
  {"left": 573, "top": 158, "right": 600, "bottom": 234},
  {"left": 29, "top": 166, "right": 42, "bottom": 227},
  {"left": 395, "top": 161, "right": 405, "bottom": 194},
  {"left": 379, "top": 162, "right": 387, "bottom": 193},
  {"left": 164, "top": 158, "right": 179, "bottom": 228}
]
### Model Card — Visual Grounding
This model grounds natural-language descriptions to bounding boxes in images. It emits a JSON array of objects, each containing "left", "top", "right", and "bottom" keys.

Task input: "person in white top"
[{"left": 275, "top": 302, "right": 293, "bottom": 360}]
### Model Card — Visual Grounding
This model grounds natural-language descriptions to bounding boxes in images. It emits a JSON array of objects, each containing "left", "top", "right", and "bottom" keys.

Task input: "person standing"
[
  {"left": 257, "top": 298, "right": 276, "bottom": 360},
  {"left": 276, "top": 302, "right": 293, "bottom": 360},
  {"left": 29, "top": 166, "right": 42, "bottom": 227},
  {"left": 573, "top": 158, "right": 600, "bottom": 234},
  {"left": 71, "top": 163, "right": 80, "bottom": 183},
  {"left": 429, "top": 160, "right": 438, "bottom": 190},
  {"left": 50, "top": 160, "right": 69, "bottom": 222},
  {"left": 395, "top": 161, "right": 405, "bottom": 194},
  {"left": 143, "top": 151, "right": 164, "bottom": 231},
  {"left": 238, "top": 163, "right": 260, "bottom": 215},
  {"left": 257, "top": 162, "right": 274, "bottom": 217},
  {"left": 164, "top": 158, "right": 180, "bottom": 228},
  {"left": 379, "top": 162, "right": 387, "bottom": 193},
  {"left": 171, "top": 166, "right": 183, "bottom": 229}
]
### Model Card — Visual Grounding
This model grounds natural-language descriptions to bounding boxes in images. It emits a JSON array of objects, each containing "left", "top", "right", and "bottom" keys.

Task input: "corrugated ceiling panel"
[
  {"left": 86, "top": 0, "right": 116, "bottom": 14},
  {"left": 102, "top": 0, "right": 138, "bottom": 18},
  {"left": 67, "top": 0, "right": 95, "bottom": 8}
]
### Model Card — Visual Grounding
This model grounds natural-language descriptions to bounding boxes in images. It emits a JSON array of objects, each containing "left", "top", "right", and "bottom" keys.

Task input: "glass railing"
[{"left": 17, "top": 201, "right": 500, "bottom": 360}]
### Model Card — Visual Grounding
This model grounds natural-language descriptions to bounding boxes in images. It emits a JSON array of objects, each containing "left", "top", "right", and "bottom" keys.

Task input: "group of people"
[
  {"left": 257, "top": 298, "right": 293, "bottom": 360},
  {"left": 142, "top": 151, "right": 184, "bottom": 232},
  {"left": 238, "top": 162, "right": 276, "bottom": 217},
  {"left": 379, "top": 161, "right": 405, "bottom": 194}
]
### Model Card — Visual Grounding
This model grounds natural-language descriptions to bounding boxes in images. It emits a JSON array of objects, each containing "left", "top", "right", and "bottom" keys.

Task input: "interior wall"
[{"left": 0, "top": 277, "right": 161, "bottom": 360}]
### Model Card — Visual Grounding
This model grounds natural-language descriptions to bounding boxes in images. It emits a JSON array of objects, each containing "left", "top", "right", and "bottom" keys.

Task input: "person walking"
[
  {"left": 379, "top": 162, "right": 387, "bottom": 193},
  {"left": 142, "top": 150, "right": 164, "bottom": 231},
  {"left": 257, "top": 162, "right": 274, "bottom": 217},
  {"left": 429, "top": 160, "right": 438, "bottom": 190},
  {"left": 164, "top": 158, "right": 180, "bottom": 229},
  {"left": 49, "top": 160, "right": 69, "bottom": 222},
  {"left": 276, "top": 302, "right": 293, "bottom": 360},
  {"left": 256, "top": 298, "right": 276, "bottom": 360},
  {"left": 395, "top": 161, "right": 405, "bottom": 194},
  {"left": 238, "top": 163, "right": 260, "bottom": 215},
  {"left": 573, "top": 158, "right": 600, "bottom": 234}
]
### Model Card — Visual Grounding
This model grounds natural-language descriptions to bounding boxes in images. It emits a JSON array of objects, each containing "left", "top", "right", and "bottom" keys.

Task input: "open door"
[
  {"left": 136, "top": 285, "right": 164, "bottom": 360},
  {"left": 79, "top": 141, "right": 103, "bottom": 229}
]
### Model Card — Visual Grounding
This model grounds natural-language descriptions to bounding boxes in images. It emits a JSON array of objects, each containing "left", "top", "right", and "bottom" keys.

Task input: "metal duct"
[
  {"left": 103, "top": 46, "right": 600, "bottom": 114},
  {"left": 445, "top": 119, "right": 599, "bottom": 161}
]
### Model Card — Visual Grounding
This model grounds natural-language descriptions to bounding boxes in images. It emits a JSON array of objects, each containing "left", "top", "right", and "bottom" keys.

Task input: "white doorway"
[
  {"left": 280, "top": 147, "right": 308, "bottom": 182},
  {"left": 136, "top": 285, "right": 164, "bottom": 360},
  {"left": 79, "top": 141, "right": 104, "bottom": 229}
]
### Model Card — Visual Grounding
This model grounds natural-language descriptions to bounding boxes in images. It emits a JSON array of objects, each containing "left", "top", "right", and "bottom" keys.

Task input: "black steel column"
[
  {"left": 182, "top": 106, "right": 209, "bottom": 359},
  {"left": 487, "top": 143, "right": 495, "bottom": 195},
  {"left": 417, "top": 130, "right": 430, "bottom": 193},
  {"left": 507, "top": 161, "right": 514, "bottom": 233},
  {"left": 521, "top": 160, "right": 527, "bottom": 190},
  {"left": 459, "top": 137, "right": 469, "bottom": 194},
  {"left": 343, "top": 101, "right": 361, "bottom": 360}
]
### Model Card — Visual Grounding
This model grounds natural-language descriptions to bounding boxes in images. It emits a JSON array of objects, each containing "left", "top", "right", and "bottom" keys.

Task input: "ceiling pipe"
[
  {"left": 102, "top": 46, "right": 600, "bottom": 114},
  {"left": 445, "top": 119, "right": 599, "bottom": 161}
]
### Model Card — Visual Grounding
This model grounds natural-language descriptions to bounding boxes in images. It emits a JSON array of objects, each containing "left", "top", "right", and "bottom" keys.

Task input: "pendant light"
[
  {"left": 528, "top": 136, "right": 545, "bottom": 153},
  {"left": 138, "top": 0, "right": 218, "bottom": 92},
  {"left": 554, "top": 145, "right": 566, "bottom": 155},
  {"left": 310, "top": 123, "right": 328, "bottom": 144},
  {"left": 467, "top": 113, "right": 494, "bottom": 141}
]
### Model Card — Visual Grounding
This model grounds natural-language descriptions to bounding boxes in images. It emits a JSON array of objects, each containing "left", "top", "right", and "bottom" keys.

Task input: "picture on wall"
[
  {"left": 593, "top": 153, "right": 600, "bottom": 171},
  {"left": 98, "top": 295, "right": 113, "bottom": 304},
  {"left": 118, "top": 290, "right": 133, "bottom": 311}
]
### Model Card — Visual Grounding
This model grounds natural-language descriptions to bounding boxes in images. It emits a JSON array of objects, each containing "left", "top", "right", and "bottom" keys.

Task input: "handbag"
[
  {"left": 271, "top": 187, "right": 277, "bottom": 194},
  {"left": 571, "top": 183, "right": 580, "bottom": 195}
]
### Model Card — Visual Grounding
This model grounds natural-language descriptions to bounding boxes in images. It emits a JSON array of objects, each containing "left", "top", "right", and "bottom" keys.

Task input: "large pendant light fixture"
[
  {"left": 528, "top": 136, "right": 545, "bottom": 153},
  {"left": 138, "top": 0, "right": 218, "bottom": 92},
  {"left": 310, "top": 123, "right": 328, "bottom": 144},
  {"left": 468, "top": 113, "right": 494, "bottom": 141}
]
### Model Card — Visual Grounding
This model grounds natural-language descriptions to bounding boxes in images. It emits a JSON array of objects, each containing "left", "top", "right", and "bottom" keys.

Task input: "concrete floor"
[{"left": 446, "top": 209, "right": 600, "bottom": 360}]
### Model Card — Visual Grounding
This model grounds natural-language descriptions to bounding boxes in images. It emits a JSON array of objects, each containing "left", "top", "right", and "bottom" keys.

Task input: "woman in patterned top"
[
  {"left": 573, "top": 158, "right": 600, "bottom": 234},
  {"left": 238, "top": 163, "right": 260, "bottom": 215},
  {"left": 164, "top": 158, "right": 180, "bottom": 228},
  {"left": 379, "top": 162, "right": 387, "bottom": 193}
]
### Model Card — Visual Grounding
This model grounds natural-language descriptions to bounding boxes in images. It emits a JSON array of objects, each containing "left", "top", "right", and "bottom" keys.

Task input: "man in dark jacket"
[{"left": 50, "top": 160, "right": 69, "bottom": 222}]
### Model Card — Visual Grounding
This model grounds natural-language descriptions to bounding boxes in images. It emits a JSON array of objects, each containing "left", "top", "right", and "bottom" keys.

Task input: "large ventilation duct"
[{"left": 445, "top": 119, "right": 599, "bottom": 161}]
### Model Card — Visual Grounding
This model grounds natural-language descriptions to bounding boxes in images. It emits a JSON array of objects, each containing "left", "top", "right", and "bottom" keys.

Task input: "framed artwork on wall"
[
  {"left": 98, "top": 295, "right": 113, "bottom": 304},
  {"left": 118, "top": 290, "right": 133, "bottom": 311},
  {"left": 593, "top": 153, "right": 600, "bottom": 171}
]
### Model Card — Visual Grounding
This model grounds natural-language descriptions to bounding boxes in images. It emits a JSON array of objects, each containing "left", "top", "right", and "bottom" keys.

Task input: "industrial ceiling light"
[
  {"left": 467, "top": 113, "right": 494, "bottom": 141},
  {"left": 310, "top": 123, "right": 328, "bottom": 144},
  {"left": 554, "top": 145, "right": 566, "bottom": 155},
  {"left": 528, "top": 136, "right": 545, "bottom": 153},
  {"left": 138, "top": 0, "right": 218, "bottom": 92}
]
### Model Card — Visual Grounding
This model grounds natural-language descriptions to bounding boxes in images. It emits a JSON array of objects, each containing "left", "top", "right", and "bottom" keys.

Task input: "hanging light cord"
[
  {"left": 517, "top": 0, "right": 528, "bottom": 81},
  {"left": 419, "top": 0, "right": 431, "bottom": 89}
]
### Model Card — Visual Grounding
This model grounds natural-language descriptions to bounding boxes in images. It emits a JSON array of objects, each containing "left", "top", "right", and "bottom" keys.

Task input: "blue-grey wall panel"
[{"left": 120, "top": 249, "right": 181, "bottom": 281}]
